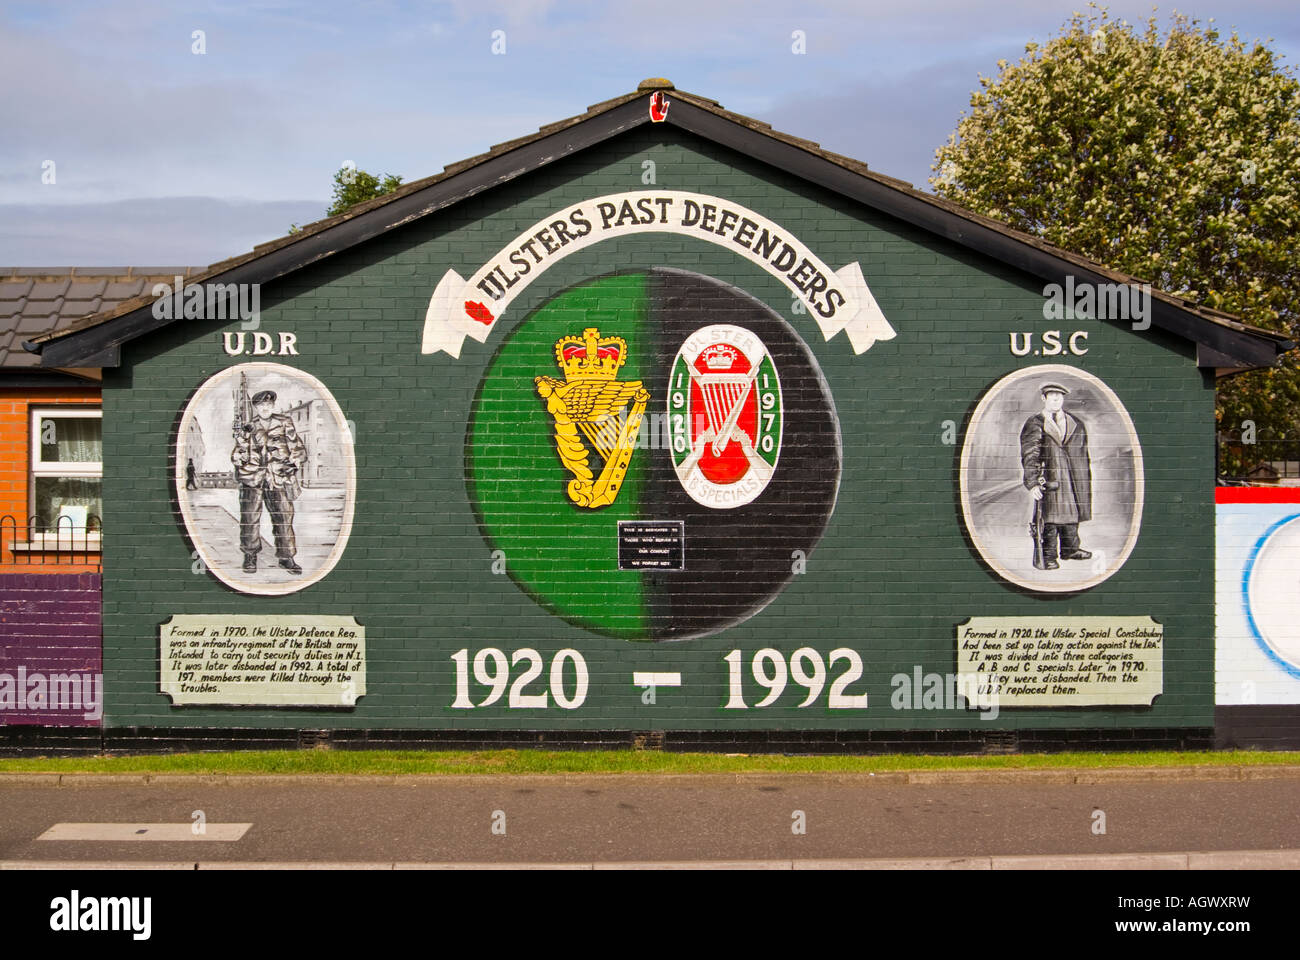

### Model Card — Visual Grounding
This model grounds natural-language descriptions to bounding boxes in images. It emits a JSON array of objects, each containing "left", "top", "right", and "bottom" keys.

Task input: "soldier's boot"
[
  {"left": 1042, "top": 524, "right": 1060, "bottom": 569},
  {"left": 1059, "top": 525, "right": 1090, "bottom": 560},
  {"left": 243, "top": 553, "right": 257, "bottom": 573}
]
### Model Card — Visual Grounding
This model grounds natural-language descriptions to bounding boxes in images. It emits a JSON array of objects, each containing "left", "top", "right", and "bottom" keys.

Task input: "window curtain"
[{"left": 41, "top": 417, "right": 101, "bottom": 462}]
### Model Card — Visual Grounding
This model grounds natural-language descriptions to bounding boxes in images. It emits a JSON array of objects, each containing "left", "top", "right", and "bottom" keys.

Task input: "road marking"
[
  {"left": 633, "top": 672, "right": 682, "bottom": 687},
  {"left": 38, "top": 823, "right": 251, "bottom": 842}
]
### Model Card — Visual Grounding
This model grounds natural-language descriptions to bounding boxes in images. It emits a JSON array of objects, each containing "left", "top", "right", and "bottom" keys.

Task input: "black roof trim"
[
  {"left": 37, "top": 99, "right": 651, "bottom": 369},
  {"left": 33, "top": 87, "right": 1290, "bottom": 373},
  {"left": 669, "top": 99, "right": 1289, "bottom": 370},
  {"left": 0, "top": 370, "right": 102, "bottom": 389}
]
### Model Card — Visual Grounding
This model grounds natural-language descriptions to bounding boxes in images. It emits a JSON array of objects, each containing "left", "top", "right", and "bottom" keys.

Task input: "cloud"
[
  {"left": 2, "top": 0, "right": 1296, "bottom": 262},
  {"left": 763, "top": 57, "right": 992, "bottom": 191},
  {"left": 0, "top": 197, "right": 322, "bottom": 266}
]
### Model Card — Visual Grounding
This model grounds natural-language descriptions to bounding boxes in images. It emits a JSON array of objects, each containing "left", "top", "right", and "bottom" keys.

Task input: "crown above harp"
[{"left": 556, "top": 328, "right": 627, "bottom": 382}]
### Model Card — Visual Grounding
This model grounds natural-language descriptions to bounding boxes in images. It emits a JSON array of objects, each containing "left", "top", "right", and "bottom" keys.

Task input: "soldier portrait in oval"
[
  {"left": 959, "top": 365, "right": 1144, "bottom": 593},
  {"left": 175, "top": 362, "right": 356, "bottom": 596}
]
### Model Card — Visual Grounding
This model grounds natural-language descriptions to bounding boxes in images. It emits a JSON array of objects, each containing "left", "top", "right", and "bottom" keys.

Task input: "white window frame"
[{"left": 16, "top": 406, "right": 103, "bottom": 553}]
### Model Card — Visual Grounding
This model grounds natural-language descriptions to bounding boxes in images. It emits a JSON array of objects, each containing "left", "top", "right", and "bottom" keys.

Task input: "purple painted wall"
[{"left": 0, "top": 574, "right": 102, "bottom": 726}]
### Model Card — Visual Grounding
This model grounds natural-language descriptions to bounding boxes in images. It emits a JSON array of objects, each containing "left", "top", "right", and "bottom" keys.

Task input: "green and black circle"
[{"left": 468, "top": 268, "right": 841, "bottom": 641}]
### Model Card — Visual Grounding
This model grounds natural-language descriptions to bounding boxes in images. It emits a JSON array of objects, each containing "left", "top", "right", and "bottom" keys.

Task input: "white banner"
[{"left": 421, "top": 191, "right": 896, "bottom": 358}]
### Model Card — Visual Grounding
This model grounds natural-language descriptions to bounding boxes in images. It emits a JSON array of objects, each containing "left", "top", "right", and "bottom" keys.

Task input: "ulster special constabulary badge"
[
  {"left": 667, "top": 325, "right": 782, "bottom": 508},
  {"left": 535, "top": 327, "right": 650, "bottom": 509}
]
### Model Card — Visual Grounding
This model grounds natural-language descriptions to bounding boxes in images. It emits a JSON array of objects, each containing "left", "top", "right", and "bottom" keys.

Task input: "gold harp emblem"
[{"left": 535, "top": 327, "right": 650, "bottom": 509}]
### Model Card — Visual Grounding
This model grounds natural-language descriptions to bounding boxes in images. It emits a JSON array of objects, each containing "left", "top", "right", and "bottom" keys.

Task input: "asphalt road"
[{"left": 1, "top": 767, "right": 1297, "bottom": 865}]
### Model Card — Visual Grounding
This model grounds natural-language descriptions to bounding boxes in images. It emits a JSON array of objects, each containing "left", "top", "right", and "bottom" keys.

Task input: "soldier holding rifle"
[
  {"left": 231, "top": 382, "right": 308, "bottom": 575},
  {"left": 1020, "top": 382, "right": 1092, "bottom": 570}
]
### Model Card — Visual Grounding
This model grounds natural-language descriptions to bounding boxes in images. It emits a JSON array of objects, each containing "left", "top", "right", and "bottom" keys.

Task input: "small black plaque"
[{"left": 617, "top": 521, "right": 685, "bottom": 571}]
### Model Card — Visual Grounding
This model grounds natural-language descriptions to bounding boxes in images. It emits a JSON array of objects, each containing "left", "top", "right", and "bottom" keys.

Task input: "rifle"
[
  {"left": 1030, "top": 419, "right": 1059, "bottom": 569},
  {"left": 233, "top": 372, "right": 252, "bottom": 439},
  {"left": 231, "top": 373, "right": 256, "bottom": 483},
  {"left": 1031, "top": 479, "right": 1047, "bottom": 569}
]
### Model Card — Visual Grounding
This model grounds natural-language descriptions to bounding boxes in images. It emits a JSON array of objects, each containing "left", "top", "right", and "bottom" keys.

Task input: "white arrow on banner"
[
  {"left": 421, "top": 268, "right": 484, "bottom": 359},
  {"left": 830, "top": 261, "right": 897, "bottom": 355}
]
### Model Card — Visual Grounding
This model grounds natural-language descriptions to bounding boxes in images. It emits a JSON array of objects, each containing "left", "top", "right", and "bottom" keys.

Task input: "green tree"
[
  {"left": 931, "top": 5, "right": 1300, "bottom": 475},
  {"left": 326, "top": 165, "right": 404, "bottom": 218},
  {"left": 289, "top": 165, "right": 404, "bottom": 234}
]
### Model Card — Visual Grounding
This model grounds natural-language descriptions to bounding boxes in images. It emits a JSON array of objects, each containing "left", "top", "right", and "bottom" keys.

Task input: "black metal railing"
[
  {"left": 1, "top": 515, "right": 102, "bottom": 569},
  {"left": 1216, "top": 438, "right": 1300, "bottom": 485}
]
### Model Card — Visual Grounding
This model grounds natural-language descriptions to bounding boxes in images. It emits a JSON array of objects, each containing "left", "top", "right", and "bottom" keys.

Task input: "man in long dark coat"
[{"left": 1020, "top": 383, "right": 1092, "bottom": 569}]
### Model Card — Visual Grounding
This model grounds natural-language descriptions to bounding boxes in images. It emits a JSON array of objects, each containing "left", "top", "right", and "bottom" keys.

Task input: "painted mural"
[
  {"left": 535, "top": 327, "right": 649, "bottom": 509},
  {"left": 467, "top": 268, "right": 840, "bottom": 642},
  {"left": 667, "top": 323, "right": 782, "bottom": 509},
  {"left": 959, "top": 365, "right": 1143, "bottom": 592},
  {"left": 45, "top": 106, "right": 1257, "bottom": 738},
  {"left": 1217, "top": 498, "right": 1300, "bottom": 703},
  {"left": 421, "top": 191, "right": 897, "bottom": 359},
  {"left": 175, "top": 362, "right": 355, "bottom": 596}
]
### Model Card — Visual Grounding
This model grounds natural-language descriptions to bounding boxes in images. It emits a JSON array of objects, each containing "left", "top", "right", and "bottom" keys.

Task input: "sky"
[{"left": 2, "top": 0, "right": 1297, "bottom": 266}]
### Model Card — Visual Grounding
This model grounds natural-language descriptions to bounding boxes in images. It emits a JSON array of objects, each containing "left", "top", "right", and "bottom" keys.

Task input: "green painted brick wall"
[{"left": 100, "top": 125, "right": 1214, "bottom": 730}]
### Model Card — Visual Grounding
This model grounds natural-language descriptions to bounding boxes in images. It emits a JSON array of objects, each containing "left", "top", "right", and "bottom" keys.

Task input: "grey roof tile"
[
  {"left": 132, "top": 267, "right": 197, "bottom": 276},
  {"left": 28, "top": 280, "right": 70, "bottom": 299},
  {"left": 103, "top": 279, "right": 145, "bottom": 298},
  {"left": 0, "top": 280, "right": 33, "bottom": 298},
  {"left": 3, "top": 353, "right": 38, "bottom": 369},
  {"left": 66, "top": 280, "right": 107, "bottom": 298},
  {"left": 16, "top": 315, "right": 61, "bottom": 334},
  {"left": 62, "top": 299, "right": 102, "bottom": 317},
  {"left": 0, "top": 267, "right": 203, "bottom": 369},
  {"left": 20, "top": 299, "right": 56, "bottom": 317}
]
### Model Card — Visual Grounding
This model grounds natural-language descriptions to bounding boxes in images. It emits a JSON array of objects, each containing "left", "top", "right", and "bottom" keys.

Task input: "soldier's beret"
[
  {"left": 251, "top": 390, "right": 277, "bottom": 404},
  {"left": 1040, "top": 383, "right": 1069, "bottom": 396}
]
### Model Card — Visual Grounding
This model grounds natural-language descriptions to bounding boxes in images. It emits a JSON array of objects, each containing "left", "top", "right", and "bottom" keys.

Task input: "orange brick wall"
[{"left": 0, "top": 387, "right": 101, "bottom": 574}]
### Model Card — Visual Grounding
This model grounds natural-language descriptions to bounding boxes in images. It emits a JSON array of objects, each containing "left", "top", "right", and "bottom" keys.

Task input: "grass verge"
[{"left": 0, "top": 749, "right": 1297, "bottom": 776}]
